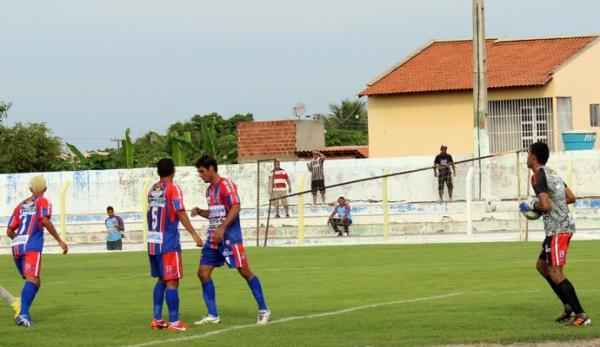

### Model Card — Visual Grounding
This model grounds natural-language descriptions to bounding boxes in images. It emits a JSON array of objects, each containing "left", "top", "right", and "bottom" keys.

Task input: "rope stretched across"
[{"left": 269, "top": 148, "right": 526, "bottom": 202}]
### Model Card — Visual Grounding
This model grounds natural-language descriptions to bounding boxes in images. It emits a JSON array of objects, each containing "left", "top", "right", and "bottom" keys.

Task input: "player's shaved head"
[
  {"left": 157, "top": 158, "right": 175, "bottom": 178},
  {"left": 529, "top": 142, "right": 549, "bottom": 165}
]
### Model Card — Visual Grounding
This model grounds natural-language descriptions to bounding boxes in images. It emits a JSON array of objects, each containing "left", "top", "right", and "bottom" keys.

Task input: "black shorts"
[
  {"left": 107, "top": 239, "right": 123, "bottom": 251},
  {"left": 438, "top": 171, "right": 453, "bottom": 190},
  {"left": 311, "top": 179, "right": 326, "bottom": 193}
]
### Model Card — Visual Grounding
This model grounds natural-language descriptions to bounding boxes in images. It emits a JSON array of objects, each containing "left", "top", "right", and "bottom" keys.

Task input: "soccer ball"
[{"left": 522, "top": 209, "right": 542, "bottom": 220}]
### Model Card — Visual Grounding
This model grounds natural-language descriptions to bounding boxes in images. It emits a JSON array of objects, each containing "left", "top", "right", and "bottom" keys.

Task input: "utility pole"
[
  {"left": 473, "top": 0, "right": 489, "bottom": 199},
  {"left": 110, "top": 138, "right": 122, "bottom": 151}
]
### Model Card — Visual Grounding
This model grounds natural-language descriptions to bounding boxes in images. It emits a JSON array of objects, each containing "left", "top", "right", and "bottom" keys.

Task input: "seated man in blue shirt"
[
  {"left": 328, "top": 197, "right": 352, "bottom": 237},
  {"left": 105, "top": 206, "right": 125, "bottom": 250}
]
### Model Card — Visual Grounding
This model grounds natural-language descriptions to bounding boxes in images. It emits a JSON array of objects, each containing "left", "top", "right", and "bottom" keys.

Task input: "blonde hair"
[{"left": 29, "top": 175, "right": 47, "bottom": 193}]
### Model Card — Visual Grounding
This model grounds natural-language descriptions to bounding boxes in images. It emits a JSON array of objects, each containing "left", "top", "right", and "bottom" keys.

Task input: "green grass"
[{"left": 1, "top": 241, "right": 600, "bottom": 346}]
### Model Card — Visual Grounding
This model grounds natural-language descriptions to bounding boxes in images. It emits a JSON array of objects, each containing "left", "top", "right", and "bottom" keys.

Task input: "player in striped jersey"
[
  {"left": 6, "top": 175, "right": 68, "bottom": 327},
  {"left": 147, "top": 158, "right": 204, "bottom": 332},
  {"left": 191, "top": 155, "right": 270, "bottom": 326},
  {"left": 269, "top": 159, "right": 291, "bottom": 218}
]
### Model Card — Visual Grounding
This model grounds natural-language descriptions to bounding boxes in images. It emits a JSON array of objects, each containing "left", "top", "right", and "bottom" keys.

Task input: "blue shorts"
[
  {"left": 149, "top": 252, "right": 183, "bottom": 281},
  {"left": 200, "top": 242, "right": 248, "bottom": 269}
]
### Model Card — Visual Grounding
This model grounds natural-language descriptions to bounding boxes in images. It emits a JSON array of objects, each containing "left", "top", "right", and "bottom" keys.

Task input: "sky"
[{"left": 1, "top": 0, "right": 599, "bottom": 150}]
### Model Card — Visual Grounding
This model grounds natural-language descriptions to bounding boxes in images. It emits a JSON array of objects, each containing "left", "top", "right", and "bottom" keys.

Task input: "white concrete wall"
[
  {"left": 1, "top": 150, "right": 600, "bottom": 222},
  {"left": 1, "top": 150, "right": 600, "bottom": 253}
]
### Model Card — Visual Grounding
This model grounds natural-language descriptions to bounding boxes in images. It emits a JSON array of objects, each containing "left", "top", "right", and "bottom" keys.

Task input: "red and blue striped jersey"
[
  {"left": 8, "top": 195, "right": 52, "bottom": 256},
  {"left": 206, "top": 178, "right": 242, "bottom": 249},
  {"left": 147, "top": 180, "right": 186, "bottom": 255}
]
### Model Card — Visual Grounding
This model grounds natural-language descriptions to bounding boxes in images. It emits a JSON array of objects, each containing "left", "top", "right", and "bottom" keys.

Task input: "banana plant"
[
  {"left": 170, "top": 131, "right": 193, "bottom": 166},
  {"left": 65, "top": 142, "right": 89, "bottom": 169},
  {"left": 122, "top": 128, "right": 134, "bottom": 168},
  {"left": 200, "top": 117, "right": 217, "bottom": 158}
]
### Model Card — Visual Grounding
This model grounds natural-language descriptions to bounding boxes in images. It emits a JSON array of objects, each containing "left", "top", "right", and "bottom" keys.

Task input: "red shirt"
[{"left": 272, "top": 169, "right": 289, "bottom": 192}]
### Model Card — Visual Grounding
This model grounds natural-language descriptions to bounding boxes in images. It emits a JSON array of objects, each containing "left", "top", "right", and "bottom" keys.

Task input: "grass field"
[{"left": 1, "top": 241, "right": 600, "bottom": 346}]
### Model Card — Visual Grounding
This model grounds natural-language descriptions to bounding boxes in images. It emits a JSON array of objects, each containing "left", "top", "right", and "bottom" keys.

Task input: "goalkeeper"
[{"left": 520, "top": 142, "right": 590, "bottom": 326}]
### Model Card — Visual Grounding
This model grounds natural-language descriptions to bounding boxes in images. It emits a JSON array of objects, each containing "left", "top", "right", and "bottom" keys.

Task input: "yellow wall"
[
  {"left": 551, "top": 39, "right": 600, "bottom": 149},
  {"left": 367, "top": 86, "right": 554, "bottom": 157},
  {"left": 367, "top": 92, "right": 473, "bottom": 157}
]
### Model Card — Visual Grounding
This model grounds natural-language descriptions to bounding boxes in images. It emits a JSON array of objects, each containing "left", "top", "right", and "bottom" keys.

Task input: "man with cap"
[
  {"left": 6, "top": 175, "right": 68, "bottom": 327},
  {"left": 433, "top": 145, "right": 456, "bottom": 202}
]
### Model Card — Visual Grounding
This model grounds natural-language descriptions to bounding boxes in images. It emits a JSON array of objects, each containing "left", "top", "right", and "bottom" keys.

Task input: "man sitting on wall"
[{"left": 328, "top": 197, "right": 352, "bottom": 237}]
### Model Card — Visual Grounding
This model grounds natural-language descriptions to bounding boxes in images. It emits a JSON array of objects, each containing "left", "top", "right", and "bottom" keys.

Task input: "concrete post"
[{"left": 59, "top": 180, "right": 71, "bottom": 241}]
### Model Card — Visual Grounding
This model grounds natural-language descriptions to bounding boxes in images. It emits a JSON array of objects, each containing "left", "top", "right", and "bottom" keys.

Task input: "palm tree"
[{"left": 327, "top": 99, "right": 367, "bottom": 131}]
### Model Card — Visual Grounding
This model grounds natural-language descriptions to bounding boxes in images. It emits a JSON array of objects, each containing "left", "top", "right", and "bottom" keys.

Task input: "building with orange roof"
[{"left": 359, "top": 35, "right": 600, "bottom": 157}]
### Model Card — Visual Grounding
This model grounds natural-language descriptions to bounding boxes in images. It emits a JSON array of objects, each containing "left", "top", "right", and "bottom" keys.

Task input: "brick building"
[{"left": 236, "top": 118, "right": 368, "bottom": 163}]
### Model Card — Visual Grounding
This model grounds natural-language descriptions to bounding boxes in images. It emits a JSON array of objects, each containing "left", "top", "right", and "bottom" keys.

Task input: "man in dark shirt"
[{"left": 433, "top": 145, "right": 456, "bottom": 202}]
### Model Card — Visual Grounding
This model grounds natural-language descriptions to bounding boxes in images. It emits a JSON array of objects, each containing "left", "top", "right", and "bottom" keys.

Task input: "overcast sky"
[{"left": 1, "top": 0, "right": 599, "bottom": 150}]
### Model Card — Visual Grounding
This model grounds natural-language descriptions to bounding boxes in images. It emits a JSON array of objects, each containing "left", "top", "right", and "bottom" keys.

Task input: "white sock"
[{"left": 0, "top": 285, "right": 17, "bottom": 304}]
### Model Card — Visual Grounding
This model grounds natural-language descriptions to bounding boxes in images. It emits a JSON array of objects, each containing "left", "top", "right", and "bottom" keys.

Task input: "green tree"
[
  {"left": 64, "top": 143, "right": 121, "bottom": 170},
  {"left": 325, "top": 128, "right": 368, "bottom": 146},
  {"left": 0, "top": 122, "right": 63, "bottom": 173},
  {"left": 325, "top": 99, "right": 368, "bottom": 146},
  {"left": 0, "top": 102, "right": 11, "bottom": 125},
  {"left": 133, "top": 131, "right": 170, "bottom": 167},
  {"left": 167, "top": 112, "right": 253, "bottom": 164}
]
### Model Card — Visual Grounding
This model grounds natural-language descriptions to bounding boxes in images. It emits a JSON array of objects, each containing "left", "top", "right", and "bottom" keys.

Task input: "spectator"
[
  {"left": 433, "top": 145, "right": 456, "bottom": 202},
  {"left": 328, "top": 197, "right": 352, "bottom": 237},
  {"left": 269, "top": 160, "right": 291, "bottom": 218},
  {"left": 307, "top": 151, "right": 326, "bottom": 205},
  {"left": 105, "top": 206, "right": 125, "bottom": 251}
]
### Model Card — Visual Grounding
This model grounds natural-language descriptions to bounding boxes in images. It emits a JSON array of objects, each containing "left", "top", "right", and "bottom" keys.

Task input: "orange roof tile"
[{"left": 359, "top": 36, "right": 599, "bottom": 96}]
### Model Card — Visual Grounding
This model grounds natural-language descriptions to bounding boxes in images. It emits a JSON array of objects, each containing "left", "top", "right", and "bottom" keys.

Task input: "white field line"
[{"left": 123, "top": 292, "right": 464, "bottom": 347}]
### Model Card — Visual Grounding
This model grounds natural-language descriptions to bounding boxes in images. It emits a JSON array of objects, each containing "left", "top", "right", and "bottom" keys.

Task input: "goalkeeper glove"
[{"left": 519, "top": 201, "right": 532, "bottom": 212}]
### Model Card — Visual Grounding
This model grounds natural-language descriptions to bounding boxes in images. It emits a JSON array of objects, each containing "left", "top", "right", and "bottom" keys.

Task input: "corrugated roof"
[
  {"left": 297, "top": 146, "right": 369, "bottom": 159},
  {"left": 359, "top": 36, "right": 599, "bottom": 96}
]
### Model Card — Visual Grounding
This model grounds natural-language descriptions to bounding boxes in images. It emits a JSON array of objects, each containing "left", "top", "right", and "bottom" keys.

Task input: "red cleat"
[
  {"left": 571, "top": 314, "right": 591, "bottom": 327},
  {"left": 167, "top": 321, "right": 188, "bottom": 332},
  {"left": 150, "top": 319, "right": 167, "bottom": 330}
]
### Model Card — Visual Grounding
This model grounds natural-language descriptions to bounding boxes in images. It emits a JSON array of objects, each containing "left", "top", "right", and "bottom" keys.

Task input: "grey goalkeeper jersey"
[{"left": 531, "top": 166, "right": 575, "bottom": 236}]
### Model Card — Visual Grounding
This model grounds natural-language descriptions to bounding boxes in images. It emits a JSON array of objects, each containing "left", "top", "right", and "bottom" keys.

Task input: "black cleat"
[{"left": 555, "top": 311, "right": 574, "bottom": 323}]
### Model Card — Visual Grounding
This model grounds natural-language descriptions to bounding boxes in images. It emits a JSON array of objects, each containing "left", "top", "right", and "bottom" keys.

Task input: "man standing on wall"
[
  {"left": 269, "top": 159, "right": 291, "bottom": 218},
  {"left": 307, "top": 151, "right": 326, "bottom": 205},
  {"left": 433, "top": 145, "right": 456, "bottom": 202}
]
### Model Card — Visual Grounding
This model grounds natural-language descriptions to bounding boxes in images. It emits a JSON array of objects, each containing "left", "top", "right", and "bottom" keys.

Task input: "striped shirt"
[
  {"left": 307, "top": 158, "right": 325, "bottom": 181},
  {"left": 271, "top": 169, "right": 289, "bottom": 192}
]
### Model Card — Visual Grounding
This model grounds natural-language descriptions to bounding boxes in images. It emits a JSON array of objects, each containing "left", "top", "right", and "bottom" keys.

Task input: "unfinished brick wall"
[{"left": 237, "top": 120, "right": 297, "bottom": 159}]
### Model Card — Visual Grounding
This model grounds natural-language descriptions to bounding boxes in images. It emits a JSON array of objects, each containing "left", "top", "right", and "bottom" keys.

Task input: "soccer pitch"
[{"left": 1, "top": 241, "right": 599, "bottom": 346}]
